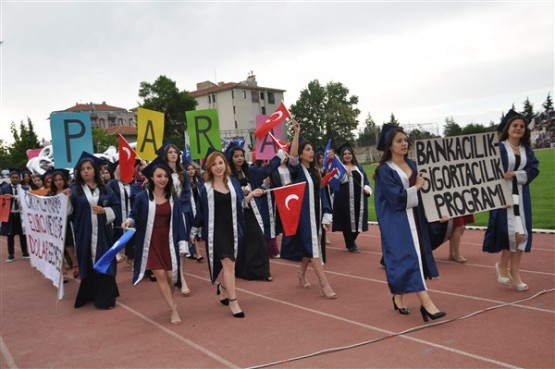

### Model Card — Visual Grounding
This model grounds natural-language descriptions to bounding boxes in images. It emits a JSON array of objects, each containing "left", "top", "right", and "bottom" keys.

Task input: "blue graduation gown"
[
  {"left": 192, "top": 177, "right": 245, "bottom": 284},
  {"left": 128, "top": 190, "right": 187, "bottom": 285},
  {"left": 483, "top": 142, "right": 539, "bottom": 253},
  {"left": 374, "top": 159, "right": 438, "bottom": 295},
  {"left": 280, "top": 159, "right": 332, "bottom": 261},
  {"left": 332, "top": 164, "right": 370, "bottom": 233},
  {"left": 248, "top": 156, "right": 282, "bottom": 239}
]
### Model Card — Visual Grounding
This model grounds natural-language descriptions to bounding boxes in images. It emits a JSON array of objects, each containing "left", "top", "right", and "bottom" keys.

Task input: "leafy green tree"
[
  {"left": 542, "top": 92, "right": 553, "bottom": 112},
  {"left": 289, "top": 80, "right": 360, "bottom": 148},
  {"left": 7, "top": 118, "right": 40, "bottom": 169},
  {"left": 357, "top": 113, "right": 378, "bottom": 146},
  {"left": 443, "top": 117, "right": 462, "bottom": 137},
  {"left": 0, "top": 139, "right": 10, "bottom": 169},
  {"left": 521, "top": 97, "right": 535, "bottom": 122},
  {"left": 461, "top": 123, "right": 489, "bottom": 135},
  {"left": 408, "top": 128, "right": 438, "bottom": 142},
  {"left": 92, "top": 128, "right": 118, "bottom": 153},
  {"left": 387, "top": 113, "right": 400, "bottom": 126},
  {"left": 138, "top": 75, "right": 197, "bottom": 148}
]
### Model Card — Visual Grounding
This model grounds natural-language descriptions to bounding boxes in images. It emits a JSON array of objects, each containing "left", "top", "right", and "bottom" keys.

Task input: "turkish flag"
[
  {"left": 268, "top": 132, "right": 290, "bottom": 154},
  {"left": 273, "top": 182, "right": 305, "bottom": 236},
  {"left": 118, "top": 134, "right": 137, "bottom": 183},
  {"left": 0, "top": 195, "right": 11, "bottom": 222},
  {"left": 254, "top": 101, "right": 291, "bottom": 140}
]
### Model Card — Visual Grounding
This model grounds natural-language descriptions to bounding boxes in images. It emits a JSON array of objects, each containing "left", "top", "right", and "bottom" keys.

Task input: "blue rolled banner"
[{"left": 93, "top": 228, "right": 136, "bottom": 274}]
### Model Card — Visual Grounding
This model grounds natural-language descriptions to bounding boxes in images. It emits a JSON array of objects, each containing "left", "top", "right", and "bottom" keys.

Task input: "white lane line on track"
[
  {"left": 183, "top": 273, "right": 524, "bottom": 369},
  {"left": 0, "top": 338, "right": 17, "bottom": 369},
  {"left": 267, "top": 260, "right": 555, "bottom": 314},
  {"left": 116, "top": 302, "right": 241, "bottom": 369}
]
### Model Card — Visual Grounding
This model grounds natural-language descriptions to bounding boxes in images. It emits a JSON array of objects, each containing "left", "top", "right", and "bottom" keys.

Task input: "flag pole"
[{"left": 263, "top": 182, "right": 304, "bottom": 193}]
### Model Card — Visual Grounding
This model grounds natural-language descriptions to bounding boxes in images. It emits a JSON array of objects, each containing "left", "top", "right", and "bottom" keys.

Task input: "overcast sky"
[{"left": 1, "top": 1, "right": 553, "bottom": 145}]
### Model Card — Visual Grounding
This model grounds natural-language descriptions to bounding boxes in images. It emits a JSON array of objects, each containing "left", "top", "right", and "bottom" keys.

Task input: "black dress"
[
  {"left": 213, "top": 190, "right": 235, "bottom": 261},
  {"left": 234, "top": 175, "right": 271, "bottom": 281}
]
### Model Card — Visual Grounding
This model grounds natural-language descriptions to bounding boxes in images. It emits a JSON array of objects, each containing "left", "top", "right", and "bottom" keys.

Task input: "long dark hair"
[
  {"left": 299, "top": 141, "right": 322, "bottom": 186},
  {"left": 162, "top": 143, "right": 185, "bottom": 184},
  {"left": 47, "top": 172, "right": 69, "bottom": 195},
  {"left": 228, "top": 147, "right": 249, "bottom": 180},
  {"left": 373, "top": 128, "right": 408, "bottom": 181},
  {"left": 146, "top": 165, "right": 174, "bottom": 201},
  {"left": 74, "top": 159, "right": 106, "bottom": 195},
  {"left": 340, "top": 147, "right": 359, "bottom": 166},
  {"left": 499, "top": 117, "right": 531, "bottom": 147}
]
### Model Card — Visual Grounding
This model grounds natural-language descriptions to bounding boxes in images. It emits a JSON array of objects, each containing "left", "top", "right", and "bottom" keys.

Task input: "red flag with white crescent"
[
  {"left": 268, "top": 132, "right": 290, "bottom": 154},
  {"left": 0, "top": 195, "right": 11, "bottom": 222},
  {"left": 254, "top": 101, "right": 291, "bottom": 140},
  {"left": 118, "top": 134, "right": 136, "bottom": 183},
  {"left": 273, "top": 182, "right": 306, "bottom": 236},
  {"left": 322, "top": 168, "right": 338, "bottom": 186}
]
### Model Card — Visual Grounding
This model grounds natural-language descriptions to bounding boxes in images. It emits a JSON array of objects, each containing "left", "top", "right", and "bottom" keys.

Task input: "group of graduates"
[{"left": 1, "top": 108, "right": 539, "bottom": 325}]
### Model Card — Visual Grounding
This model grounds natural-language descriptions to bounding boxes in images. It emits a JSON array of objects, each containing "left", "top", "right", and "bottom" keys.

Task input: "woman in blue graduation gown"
[
  {"left": 332, "top": 143, "right": 372, "bottom": 253},
  {"left": 280, "top": 121, "right": 337, "bottom": 299},
  {"left": 191, "top": 151, "right": 265, "bottom": 318},
  {"left": 373, "top": 125, "right": 445, "bottom": 322},
  {"left": 123, "top": 158, "right": 187, "bottom": 324},
  {"left": 483, "top": 110, "right": 539, "bottom": 291},
  {"left": 70, "top": 152, "right": 121, "bottom": 309}
]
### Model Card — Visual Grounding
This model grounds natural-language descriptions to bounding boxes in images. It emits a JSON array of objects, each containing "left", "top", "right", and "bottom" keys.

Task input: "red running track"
[{"left": 1, "top": 225, "right": 554, "bottom": 368}]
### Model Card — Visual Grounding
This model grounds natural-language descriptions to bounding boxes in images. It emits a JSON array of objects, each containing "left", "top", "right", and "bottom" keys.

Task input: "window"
[
  {"left": 243, "top": 90, "right": 247, "bottom": 99},
  {"left": 99, "top": 118, "right": 105, "bottom": 128},
  {"left": 268, "top": 92, "right": 275, "bottom": 104},
  {"left": 251, "top": 90, "right": 259, "bottom": 103},
  {"left": 260, "top": 91, "right": 265, "bottom": 100},
  {"left": 233, "top": 106, "right": 236, "bottom": 114},
  {"left": 208, "top": 95, "right": 211, "bottom": 103},
  {"left": 261, "top": 107, "right": 266, "bottom": 115},
  {"left": 117, "top": 118, "right": 123, "bottom": 125},
  {"left": 231, "top": 90, "right": 235, "bottom": 99},
  {"left": 212, "top": 93, "right": 216, "bottom": 102}
]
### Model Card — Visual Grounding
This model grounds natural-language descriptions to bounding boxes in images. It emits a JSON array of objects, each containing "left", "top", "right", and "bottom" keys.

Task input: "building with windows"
[
  {"left": 190, "top": 72, "right": 286, "bottom": 142},
  {"left": 54, "top": 102, "right": 138, "bottom": 142}
]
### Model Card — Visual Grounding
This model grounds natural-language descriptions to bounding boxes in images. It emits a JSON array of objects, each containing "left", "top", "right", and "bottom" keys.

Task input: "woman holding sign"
[
  {"left": 122, "top": 158, "right": 188, "bottom": 324},
  {"left": 483, "top": 109, "right": 539, "bottom": 291},
  {"left": 280, "top": 121, "right": 337, "bottom": 299},
  {"left": 373, "top": 125, "right": 445, "bottom": 322},
  {"left": 70, "top": 152, "right": 121, "bottom": 310}
]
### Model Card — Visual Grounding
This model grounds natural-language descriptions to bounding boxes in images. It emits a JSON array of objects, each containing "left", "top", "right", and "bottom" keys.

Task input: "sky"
[{"left": 1, "top": 1, "right": 553, "bottom": 145}]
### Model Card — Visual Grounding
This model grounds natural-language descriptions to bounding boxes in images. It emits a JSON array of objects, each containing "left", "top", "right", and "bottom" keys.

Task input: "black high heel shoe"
[
  {"left": 216, "top": 282, "right": 229, "bottom": 306},
  {"left": 228, "top": 298, "right": 245, "bottom": 318},
  {"left": 420, "top": 306, "right": 446, "bottom": 322},
  {"left": 392, "top": 296, "right": 410, "bottom": 315}
]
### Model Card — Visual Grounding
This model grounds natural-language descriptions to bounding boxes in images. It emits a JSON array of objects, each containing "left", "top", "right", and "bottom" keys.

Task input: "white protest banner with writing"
[
  {"left": 415, "top": 132, "right": 511, "bottom": 222},
  {"left": 19, "top": 191, "right": 68, "bottom": 299}
]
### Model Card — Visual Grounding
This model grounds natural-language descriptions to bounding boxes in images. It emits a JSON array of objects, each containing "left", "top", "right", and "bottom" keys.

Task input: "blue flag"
[
  {"left": 322, "top": 139, "right": 332, "bottom": 172},
  {"left": 94, "top": 228, "right": 136, "bottom": 274},
  {"left": 328, "top": 156, "right": 346, "bottom": 192}
]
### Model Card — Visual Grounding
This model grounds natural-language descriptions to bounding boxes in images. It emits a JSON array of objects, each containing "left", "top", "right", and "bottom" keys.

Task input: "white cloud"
[{"left": 1, "top": 1, "right": 552, "bottom": 143}]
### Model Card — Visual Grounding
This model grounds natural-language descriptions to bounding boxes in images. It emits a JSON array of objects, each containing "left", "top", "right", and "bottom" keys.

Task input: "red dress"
[{"left": 146, "top": 201, "right": 172, "bottom": 271}]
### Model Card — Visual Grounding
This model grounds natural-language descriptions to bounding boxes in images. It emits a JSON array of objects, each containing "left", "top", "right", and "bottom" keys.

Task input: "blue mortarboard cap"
[
  {"left": 74, "top": 151, "right": 103, "bottom": 170},
  {"left": 223, "top": 143, "right": 244, "bottom": 164},
  {"left": 377, "top": 124, "right": 399, "bottom": 151},
  {"left": 156, "top": 141, "right": 179, "bottom": 158},
  {"left": 498, "top": 109, "right": 526, "bottom": 132},
  {"left": 51, "top": 168, "right": 70, "bottom": 179},
  {"left": 21, "top": 167, "right": 32, "bottom": 175},
  {"left": 336, "top": 142, "right": 354, "bottom": 155},
  {"left": 141, "top": 157, "right": 173, "bottom": 179},
  {"left": 9, "top": 168, "right": 21, "bottom": 176}
]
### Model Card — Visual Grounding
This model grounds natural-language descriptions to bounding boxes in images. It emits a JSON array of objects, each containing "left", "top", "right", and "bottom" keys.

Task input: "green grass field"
[{"left": 363, "top": 148, "right": 555, "bottom": 229}]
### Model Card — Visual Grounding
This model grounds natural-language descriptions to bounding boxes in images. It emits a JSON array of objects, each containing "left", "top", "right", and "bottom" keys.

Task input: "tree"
[
  {"left": 92, "top": 128, "right": 118, "bottom": 154},
  {"left": 542, "top": 92, "right": 553, "bottom": 112},
  {"left": 358, "top": 113, "right": 378, "bottom": 146},
  {"left": 289, "top": 80, "right": 360, "bottom": 148},
  {"left": 387, "top": 113, "right": 400, "bottom": 126},
  {"left": 443, "top": 116, "right": 462, "bottom": 137},
  {"left": 7, "top": 118, "right": 41, "bottom": 169},
  {"left": 521, "top": 97, "right": 535, "bottom": 122},
  {"left": 138, "top": 75, "right": 197, "bottom": 149},
  {"left": 461, "top": 123, "right": 489, "bottom": 135},
  {"left": 407, "top": 128, "right": 438, "bottom": 142}
]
